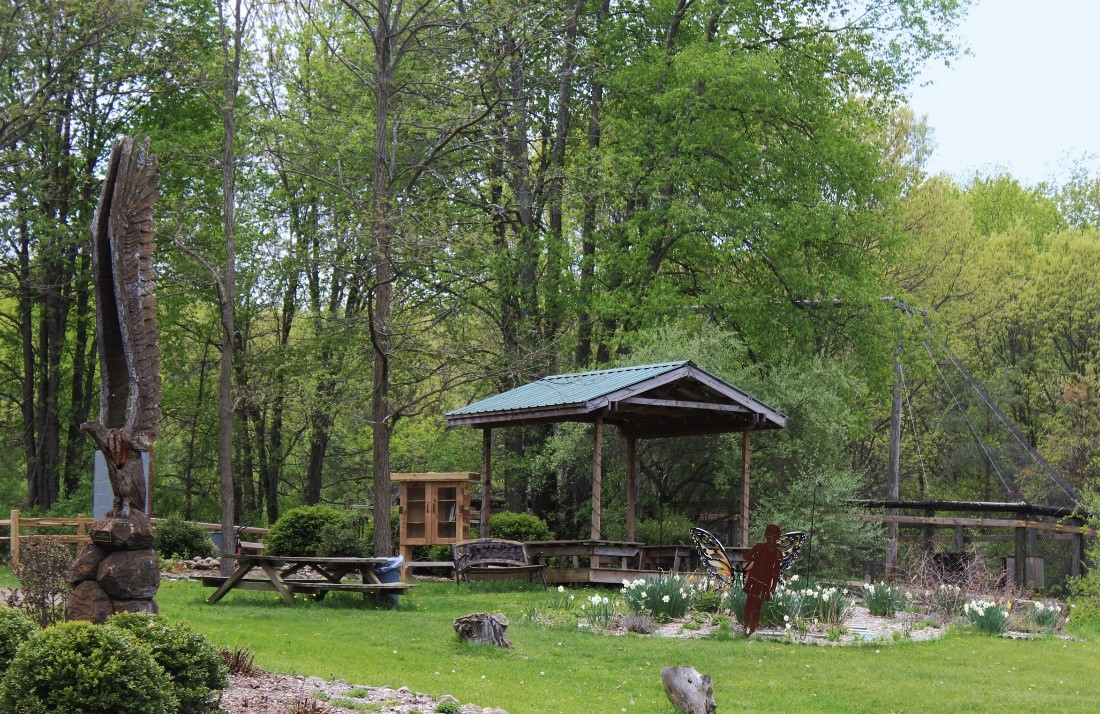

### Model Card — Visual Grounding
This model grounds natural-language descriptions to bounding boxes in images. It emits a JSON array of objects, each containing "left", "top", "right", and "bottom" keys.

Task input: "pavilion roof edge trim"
[{"left": 446, "top": 361, "right": 787, "bottom": 430}]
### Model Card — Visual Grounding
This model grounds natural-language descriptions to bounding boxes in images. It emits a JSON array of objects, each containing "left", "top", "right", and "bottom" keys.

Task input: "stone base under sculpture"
[{"left": 66, "top": 511, "right": 159, "bottom": 623}]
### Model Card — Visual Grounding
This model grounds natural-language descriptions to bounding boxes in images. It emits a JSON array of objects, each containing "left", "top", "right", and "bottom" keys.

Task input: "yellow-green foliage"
[
  {"left": 0, "top": 621, "right": 176, "bottom": 714},
  {"left": 108, "top": 612, "right": 228, "bottom": 714},
  {"left": 0, "top": 607, "right": 37, "bottom": 675}
]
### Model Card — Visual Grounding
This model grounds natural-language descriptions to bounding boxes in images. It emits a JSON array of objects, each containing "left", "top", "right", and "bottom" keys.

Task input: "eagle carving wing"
[{"left": 81, "top": 137, "right": 161, "bottom": 517}]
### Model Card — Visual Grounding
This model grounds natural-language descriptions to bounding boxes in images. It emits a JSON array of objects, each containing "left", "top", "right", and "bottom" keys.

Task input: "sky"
[{"left": 907, "top": 0, "right": 1100, "bottom": 186}]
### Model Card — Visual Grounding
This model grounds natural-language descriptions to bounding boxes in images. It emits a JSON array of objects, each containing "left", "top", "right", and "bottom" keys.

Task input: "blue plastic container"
[{"left": 375, "top": 556, "right": 404, "bottom": 605}]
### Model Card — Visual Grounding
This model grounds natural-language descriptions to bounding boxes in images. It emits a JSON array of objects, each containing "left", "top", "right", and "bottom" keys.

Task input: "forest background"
[{"left": 3, "top": 0, "right": 1099, "bottom": 578}]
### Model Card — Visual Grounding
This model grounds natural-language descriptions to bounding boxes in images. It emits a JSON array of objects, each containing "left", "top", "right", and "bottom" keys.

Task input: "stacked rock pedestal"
[{"left": 66, "top": 511, "right": 160, "bottom": 623}]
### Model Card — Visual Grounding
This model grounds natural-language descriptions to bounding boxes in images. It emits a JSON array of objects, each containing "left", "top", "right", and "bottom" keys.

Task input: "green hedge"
[
  {"left": 0, "top": 621, "right": 176, "bottom": 714},
  {"left": 266, "top": 505, "right": 360, "bottom": 557},
  {"left": 487, "top": 511, "right": 553, "bottom": 542},
  {"left": 108, "top": 613, "right": 227, "bottom": 714}
]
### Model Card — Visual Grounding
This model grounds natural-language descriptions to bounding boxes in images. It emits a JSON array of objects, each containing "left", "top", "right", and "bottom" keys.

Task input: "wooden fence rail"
[{"left": 1, "top": 510, "right": 269, "bottom": 568}]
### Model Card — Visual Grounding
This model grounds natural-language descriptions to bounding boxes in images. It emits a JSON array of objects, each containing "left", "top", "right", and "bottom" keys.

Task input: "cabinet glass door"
[
  {"left": 406, "top": 485, "right": 427, "bottom": 540},
  {"left": 436, "top": 486, "right": 458, "bottom": 540}
]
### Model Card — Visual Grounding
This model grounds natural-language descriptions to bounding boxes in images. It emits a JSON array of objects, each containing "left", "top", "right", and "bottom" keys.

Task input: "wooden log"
[
  {"left": 453, "top": 613, "right": 511, "bottom": 648},
  {"left": 661, "top": 666, "right": 716, "bottom": 714}
]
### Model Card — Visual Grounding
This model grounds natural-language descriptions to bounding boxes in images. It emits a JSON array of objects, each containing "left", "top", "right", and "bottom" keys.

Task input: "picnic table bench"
[
  {"left": 197, "top": 555, "right": 415, "bottom": 604},
  {"left": 451, "top": 538, "right": 546, "bottom": 586}
]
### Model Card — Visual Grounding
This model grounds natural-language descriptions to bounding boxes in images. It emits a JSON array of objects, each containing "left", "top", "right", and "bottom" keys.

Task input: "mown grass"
[{"left": 149, "top": 579, "right": 1100, "bottom": 713}]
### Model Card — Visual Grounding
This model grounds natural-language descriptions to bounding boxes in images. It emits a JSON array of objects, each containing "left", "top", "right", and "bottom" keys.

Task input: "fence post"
[
  {"left": 10, "top": 509, "right": 18, "bottom": 569},
  {"left": 77, "top": 513, "right": 86, "bottom": 537}
]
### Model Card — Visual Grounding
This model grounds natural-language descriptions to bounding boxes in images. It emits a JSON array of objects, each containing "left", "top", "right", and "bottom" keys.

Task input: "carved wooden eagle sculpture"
[{"left": 80, "top": 137, "right": 162, "bottom": 518}]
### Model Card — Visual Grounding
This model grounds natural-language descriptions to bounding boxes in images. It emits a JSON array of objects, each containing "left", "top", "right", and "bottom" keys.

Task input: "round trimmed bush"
[
  {"left": 0, "top": 607, "right": 38, "bottom": 676},
  {"left": 0, "top": 621, "right": 176, "bottom": 714},
  {"left": 154, "top": 516, "right": 216, "bottom": 560},
  {"left": 108, "top": 612, "right": 227, "bottom": 714},
  {"left": 265, "top": 505, "right": 349, "bottom": 556},
  {"left": 487, "top": 511, "right": 553, "bottom": 542},
  {"left": 318, "top": 520, "right": 368, "bottom": 558}
]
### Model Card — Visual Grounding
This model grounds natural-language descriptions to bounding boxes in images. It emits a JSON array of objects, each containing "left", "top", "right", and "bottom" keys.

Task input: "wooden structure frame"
[
  {"left": 851, "top": 499, "right": 1093, "bottom": 589},
  {"left": 446, "top": 361, "right": 786, "bottom": 547}
]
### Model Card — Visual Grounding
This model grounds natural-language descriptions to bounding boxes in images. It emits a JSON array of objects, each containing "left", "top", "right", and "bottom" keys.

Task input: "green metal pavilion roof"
[{"left": 446, "top": 360, "right": 786, "bottom": 439}]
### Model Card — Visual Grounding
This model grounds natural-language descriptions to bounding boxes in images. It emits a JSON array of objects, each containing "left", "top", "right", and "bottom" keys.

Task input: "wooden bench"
[{"left": 451, "top": 538, "right": 546, "bottom": 586}]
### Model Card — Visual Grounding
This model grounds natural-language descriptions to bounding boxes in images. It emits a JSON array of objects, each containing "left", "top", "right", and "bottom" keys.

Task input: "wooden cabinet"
[{"left": 393, "top": 472, "right": 477, "bottom": 571}]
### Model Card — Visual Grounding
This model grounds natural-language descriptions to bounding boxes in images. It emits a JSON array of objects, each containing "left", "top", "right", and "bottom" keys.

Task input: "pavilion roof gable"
[{"left": 446, "top": 361, "right": 787, "bottom": 435}]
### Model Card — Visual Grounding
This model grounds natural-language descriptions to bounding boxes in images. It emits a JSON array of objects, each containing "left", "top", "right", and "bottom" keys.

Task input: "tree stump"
[
  {"left": 661, "top": 666, "right": 716, "bottom": 714},
  {"left": 453, "top": 613, "right": 511, "bottom": 648}
]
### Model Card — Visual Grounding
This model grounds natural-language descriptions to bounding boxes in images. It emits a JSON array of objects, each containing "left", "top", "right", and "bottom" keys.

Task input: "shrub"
[
  {"left": 318, "top": 520, "right": 367, "bottom": 558},
  {"left": 487, "top": 511, "right": 552, "bottom": 542},
  {"left": 620, "top": 575, "right": 691, "bottom": 621},
  {"left": 154, "top": 516, "right": 216, "bottom": 560},
  {"left": 108, "top": 612, "right": 228, "bottom": 714},
  {"left": 426, "top": 544, "right": 453, "bottom": 562},
  {"left": 631, "top": 514, "right": 694, "bottom": 545},
  {"left": 691, "top": 587, "right": 728, "bottom": 614},
  {"left": 861, "top": 581, "right": 903, "bottom": 617},
  {"left": 10, "top": 537, "right": 72, "bottom": 627},
  {"left": 0, "top": 621, "right": 176, "bottom": 713},
  {"left": 0, "top": 607, "right": 37, "bottom": 676},
  {"left": 964, "top": 599, "right": 1009, "bottom": 635},
  {"left": 265, "top": 506, "right": 349, "bottom": 557}
]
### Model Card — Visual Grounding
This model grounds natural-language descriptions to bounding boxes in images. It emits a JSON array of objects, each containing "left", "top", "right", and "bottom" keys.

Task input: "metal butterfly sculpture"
[{"left": 690, "top": 526, "right": 807, "bottom": 587}]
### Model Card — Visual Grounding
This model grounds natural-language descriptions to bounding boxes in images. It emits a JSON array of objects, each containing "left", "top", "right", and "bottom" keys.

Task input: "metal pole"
[{"left": 806, "top": 480, "right": 820, "bottom": 579}]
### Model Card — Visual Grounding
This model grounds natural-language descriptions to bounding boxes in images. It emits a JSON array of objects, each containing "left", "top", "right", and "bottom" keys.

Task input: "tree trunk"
[
  {"left": 660, "top": 666, "right": 716, "bottom": 714},
  {"left": 217, "top": 0, "right": 243, "bottom": 575},
  {"left": 453, "top": 613, "right": 511, "bottom": 648},
  {"left": 368, "top": 0, "right": 396, "bottom": 558}
]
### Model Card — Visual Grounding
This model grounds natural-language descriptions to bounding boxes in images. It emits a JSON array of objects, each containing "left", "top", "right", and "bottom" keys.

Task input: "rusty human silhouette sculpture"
[
  {"left": 691, "top": 524, "right": 807, "bottom": 635},
  {"left": 741, "top": 523, "right": 783, "bottom": 635}
]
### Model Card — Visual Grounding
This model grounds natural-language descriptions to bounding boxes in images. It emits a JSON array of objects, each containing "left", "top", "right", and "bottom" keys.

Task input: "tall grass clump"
[
  {"left": 760, "top": 586, "right": 803, "bottom": 627},
  {"left": 964, "top": 599, "right": 1009, "bottom": 635},
  {"left": 862, "top": 582, "right": 903, "bottom": 617},
  {"left": 580, "top": 594, "right": 615, "bottom": 629},
  {"left": 925, "top": 583, "right": 967, "bottom": 619},
  {"left": 798, "top": 585, "right": 852, "bottom": 625},
  {"left": 1022, "top": 601, "right": 1064, "bottom": 632},
  {"left": 620, "top": 575, "right": 690, "bottom": 621}
]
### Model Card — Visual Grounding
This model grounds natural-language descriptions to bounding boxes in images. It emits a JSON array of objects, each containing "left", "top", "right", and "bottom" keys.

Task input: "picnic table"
[{"left": 198, "top": 555, "right": 414, "bottom": 604}]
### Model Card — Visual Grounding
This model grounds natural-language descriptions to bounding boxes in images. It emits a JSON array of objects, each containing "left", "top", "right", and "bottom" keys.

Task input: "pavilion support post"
[
  {"left": 1014, "top": 526, "right": 1027, "bottom": 589},
  {"left": 740, "top": 430, "right": 750, "bottom": 548},
  {"left": 591, "top": 417, "right": 604, "bottom": 541},
  {"left": 626, "top": 436, "right": 637, "bottom": 542},
  {"left": 1071, "top": 532, "right": 1084, "bottom": 577},
  {"left": 481, "top": 429, "right": 492, "bottom": 537}
]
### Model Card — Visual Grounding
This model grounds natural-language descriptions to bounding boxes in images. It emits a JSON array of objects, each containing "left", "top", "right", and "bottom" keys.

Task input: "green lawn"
[{"left": 152, "top": 579, "right": 1100, "bottom": 713}]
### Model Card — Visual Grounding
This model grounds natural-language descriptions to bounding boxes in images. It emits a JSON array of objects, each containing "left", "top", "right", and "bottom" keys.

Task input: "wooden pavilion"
[{"left": 445, "top": 361, "right": 787, "bottom": 551}]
